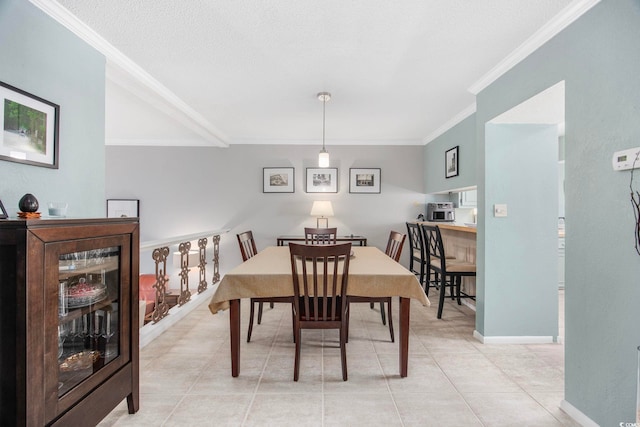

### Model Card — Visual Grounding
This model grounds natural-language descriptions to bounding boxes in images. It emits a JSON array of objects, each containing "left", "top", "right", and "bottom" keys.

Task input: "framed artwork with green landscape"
[{"left": 0, "top": 81, "right": 59, "bottom": 168}]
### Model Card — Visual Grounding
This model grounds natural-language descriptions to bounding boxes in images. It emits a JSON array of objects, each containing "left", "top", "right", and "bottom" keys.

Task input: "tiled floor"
[{"left": 100, "top": 290, "right": 577, "bottom": 426}]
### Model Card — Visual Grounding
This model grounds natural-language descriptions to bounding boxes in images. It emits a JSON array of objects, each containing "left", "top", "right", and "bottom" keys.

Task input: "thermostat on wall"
[{"left": 612, "top": 147, "right": 640, "bottom": 171}]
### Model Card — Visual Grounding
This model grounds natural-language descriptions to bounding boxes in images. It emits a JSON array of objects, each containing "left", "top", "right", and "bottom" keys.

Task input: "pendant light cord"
[{"left": 322, "top": 97, "right": 326, "bottom": 151}]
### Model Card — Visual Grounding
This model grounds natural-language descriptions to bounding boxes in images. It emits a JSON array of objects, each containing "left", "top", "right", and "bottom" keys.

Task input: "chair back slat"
[
  {"left": 304, "top": 227, "right": 338, "bottom": 245},
  {"left": 385, "top": 231, "right": 406, "bottom": 262},
  {"left": 236, "top": 231, "right": 258, "bottom": 261},
  {"left": 289, "top": 242, "right": 351, "bottom": 322}
]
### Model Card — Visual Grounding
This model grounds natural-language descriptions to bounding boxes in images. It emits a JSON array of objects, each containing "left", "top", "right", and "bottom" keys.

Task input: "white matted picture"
[
  {"left": 263, "top": 167, "right": 295, "bottom": 193},
  {"left": 107, "top": 199, "right": 140, "bottom": 218},
  {"left": 0, "top": 81, "right": 60, "bottom": 169},
  {"left": 349, "top": 168, "right": 381, "bottom": 194},
  {"left": 445, "top": 146, "right": 459, "bottom": 178},
  {"left": 306, "top": 168, "right": 338, "bottom": 193}
]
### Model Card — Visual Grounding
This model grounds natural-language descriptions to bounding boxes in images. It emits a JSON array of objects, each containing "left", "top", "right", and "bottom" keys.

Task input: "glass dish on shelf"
[
  {"left": 59, "top": 350, "right": 100, "bottom": 372},
  {"left": 66, "top": 278, "right": 108, "bottom": 308}
]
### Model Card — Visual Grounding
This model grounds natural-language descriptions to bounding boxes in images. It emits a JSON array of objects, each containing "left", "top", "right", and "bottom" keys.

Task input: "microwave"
[{"left": 426, "top": 202, "right": 455, "bottom": 222}]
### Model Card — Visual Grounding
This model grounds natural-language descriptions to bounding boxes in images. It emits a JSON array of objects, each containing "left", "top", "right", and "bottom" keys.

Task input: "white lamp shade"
[
  {"left": 172, "top": 250, "right": 200, "bottom": 268},
  {"left": 318, "top": 150, "right": 330, "bottom": 167},
  {"left": 310, "top": 201, "right": 334, "bottom": 217}
]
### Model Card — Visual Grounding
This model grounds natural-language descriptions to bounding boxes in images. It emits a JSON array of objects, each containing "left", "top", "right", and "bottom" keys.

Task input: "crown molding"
[
  {"left": 105, "top": 138, "right": 221, "bottom": 147},
  {"left": 468, "top": 0, "right": 601, "bottom": 95},
  {"left": 29, "top": 0, "right": 229, "bottom": 147},
  {"left": 230, "top": 138, "right": 424, "bottom": 146},
  {"left": 423, "top": 103, "right": 476, "bottom": 145}
]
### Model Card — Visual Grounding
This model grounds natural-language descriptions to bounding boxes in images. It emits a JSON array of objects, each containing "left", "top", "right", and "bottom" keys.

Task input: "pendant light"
[{"left": 317, "top": 92, "right": 331, "bottom": 168}]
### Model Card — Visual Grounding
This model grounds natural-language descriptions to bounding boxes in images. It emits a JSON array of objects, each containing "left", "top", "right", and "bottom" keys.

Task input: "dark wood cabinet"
[{"left": 0, "top": 218, "right": 140, "bottom": 426}]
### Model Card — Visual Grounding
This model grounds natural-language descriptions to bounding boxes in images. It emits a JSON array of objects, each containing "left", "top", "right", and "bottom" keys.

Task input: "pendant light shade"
[{"left": 317, "top": 92, "right": 331, "bottom": 168}]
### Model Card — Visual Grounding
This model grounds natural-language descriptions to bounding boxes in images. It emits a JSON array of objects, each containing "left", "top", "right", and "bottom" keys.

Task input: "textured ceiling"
[{"left": 54, "top": 0, "right": 575, "bottom": 146}]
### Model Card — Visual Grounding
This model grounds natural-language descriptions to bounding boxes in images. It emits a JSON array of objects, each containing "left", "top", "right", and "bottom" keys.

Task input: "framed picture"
[
  {"left": 107, "top": 199, "right": 140, "bottom": 218},
  {"left": 445, "top": 146, "right": 459, "bottom": 178},
  {"left": 0, "top": 81, "right": 60, "bottom": 169},
  {"left": 349, "top": 168, "right": 381, "bottom": 194},
  {"left": 0, "top": 199, "right": 7, "bottom": 219},
  {"left": 306, "top": 168, "right": 338, "bottom": 193},
  {"left": 263, "top": 167, "right": 295, "bottom": 193}
]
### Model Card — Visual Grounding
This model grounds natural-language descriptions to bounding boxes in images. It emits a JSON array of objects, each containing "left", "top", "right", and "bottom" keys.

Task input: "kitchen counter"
[
  {"left": 415, "top": 221, "right": 477, "bottom": 234},
  {"left": 412, "top": 220, "right": 477, "bottom": 305}
]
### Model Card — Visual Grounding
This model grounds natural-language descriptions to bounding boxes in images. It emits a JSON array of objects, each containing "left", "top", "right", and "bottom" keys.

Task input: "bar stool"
[
  {"left": 406, "top": 222, "right": 429, "bottom": 293},
  {"left": 420, "top": 224, "right": 476, "bottom": 319}
]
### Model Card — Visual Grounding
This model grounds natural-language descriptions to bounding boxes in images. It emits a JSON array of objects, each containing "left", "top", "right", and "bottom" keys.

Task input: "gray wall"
[
  {"left": 0, "top": 0, "right": 106, "bottom": 216},
  {"left": 106, "top": 144, "right": 425, "bottom": 273},
  {"left": 424, "top": 114, "right": 477, "bottom": 194},
  {"left": 473, "top": 0, "right": 640, "bottom": 423}
]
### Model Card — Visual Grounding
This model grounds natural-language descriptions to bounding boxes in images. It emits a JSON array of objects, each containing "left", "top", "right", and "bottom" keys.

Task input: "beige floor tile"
[
  {"left": 393, "top": 392, "right": 483, "bottom": 426},
  {"left": 323, "top": 393, "right": 402, "bottom": 426},
  {"left": 164, "top": 394, "right": 253, "bottom": 426},
  {"left": 529, "top": 391, "right": 582, "bottom": 426},
  {"left": 98, "top": 394, "right": 182, "bottom": 426},
  {"left": 245, "top": 393, "right": 323, "bottom": 427},
  {"left": 463, "top": 392, "right": 564, "bottom": 426}
]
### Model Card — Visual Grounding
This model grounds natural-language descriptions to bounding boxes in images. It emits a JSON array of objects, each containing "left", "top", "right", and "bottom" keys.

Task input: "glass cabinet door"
[{"left": 57, "top": 246, "right": 121, "bottom": 397}]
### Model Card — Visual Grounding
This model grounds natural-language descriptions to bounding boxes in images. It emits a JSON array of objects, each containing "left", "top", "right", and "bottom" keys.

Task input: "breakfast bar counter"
[{"left": 413, "top": 221, "right": 477, "bottom": 300}]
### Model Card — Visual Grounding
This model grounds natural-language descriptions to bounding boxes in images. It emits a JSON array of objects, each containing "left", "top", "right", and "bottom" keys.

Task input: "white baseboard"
[
  {"left": 560, "top": 400, "right": 599, "bottom": 427},
  {"left": 461, "top": 299, "right": 476, "bottom": 311},
  {"left": 139, "top": 286, "right": 214, "bottom": 348},
  {"left": 473, "top": 330, "right": 558, "bottom": 344}
]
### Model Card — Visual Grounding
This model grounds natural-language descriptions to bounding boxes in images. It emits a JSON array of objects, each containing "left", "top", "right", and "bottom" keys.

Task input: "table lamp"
[{"left": 310, "top": 201, "right": 334, "bottom": 228}]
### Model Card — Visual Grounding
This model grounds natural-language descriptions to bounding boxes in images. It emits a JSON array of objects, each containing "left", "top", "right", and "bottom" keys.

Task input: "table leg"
[
  {"left": 230, "top": 299, "right": 240, "bottom": 377},
  {"left": 399, "top": 297, "right": 410, "bottom": 377}
]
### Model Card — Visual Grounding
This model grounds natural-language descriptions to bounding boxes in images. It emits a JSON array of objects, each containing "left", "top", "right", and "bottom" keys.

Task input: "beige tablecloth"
[{"left": 209, "top": 246, "right": 429, "bottom": 314}]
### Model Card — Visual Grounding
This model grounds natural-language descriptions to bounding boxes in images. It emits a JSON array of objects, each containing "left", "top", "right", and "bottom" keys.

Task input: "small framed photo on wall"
[
  {"left": 306, "top": 168, "right": 338, "bottom": 193},
  {"left": 0, "top": 199, "right": 7, "bottom": 219},
  {"left": 263, "top": 167, "right": 295, "bottom": 193},
  {"left": 107, "top": 199, "right": 140, "bottom": 218},
  {"left": 349, "top": 168, "right": 381, "bottom": 193},
  {"left": 445, "top": 146, "right": 459, "bottom": 178}
]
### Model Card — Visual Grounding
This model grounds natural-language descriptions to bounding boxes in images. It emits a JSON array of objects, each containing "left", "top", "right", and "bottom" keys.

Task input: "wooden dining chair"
[
  {"left": 237, "top": 231, "right": 293, "bottom": 342},
  {"left": 420, "top": 224, "right": 476, "bottom": 319},
  {"left": 304, "top": 227, "right": 337, "bottom": 244},
  {"left": 289, "top": 242, "right": 352, "bottom": 381},
  {"left": 347, "top": 231, "right": 405, "bottom": 342}
]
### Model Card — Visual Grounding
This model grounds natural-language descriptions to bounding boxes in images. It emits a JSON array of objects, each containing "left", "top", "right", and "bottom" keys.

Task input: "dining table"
[{"left": 208, "top": 245, "right": 430, "bottom": 377}]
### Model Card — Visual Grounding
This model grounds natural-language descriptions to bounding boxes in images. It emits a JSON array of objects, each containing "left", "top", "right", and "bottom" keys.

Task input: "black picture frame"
[
  {"left": 306, "top": 168, "right": 338, "bottom": 193},
  {"left": 0, "top": 81, "right": 60, "bottom": 169},
  {"left": 445, "top": 146, "right": 459, "bottom": 179},
  {"left": 349, "top": 168, "right": 381, "bottom": 193},
  {"left": 106, "top": 199, "right": 140, "bottom": 218},
  {"left": 263, "top": 167, "right": 295, "bottom": 193},
  {"left": 0, "top": 199, "right": 7, "bottom": 219}
]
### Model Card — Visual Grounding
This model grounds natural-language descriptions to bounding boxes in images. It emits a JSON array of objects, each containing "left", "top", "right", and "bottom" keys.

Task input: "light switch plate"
[{"left": 494, "top": 204, "right": 508, "bottom": 217}]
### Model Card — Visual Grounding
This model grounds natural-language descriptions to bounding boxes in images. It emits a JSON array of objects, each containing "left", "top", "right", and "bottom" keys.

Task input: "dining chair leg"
[
  {"left": 340, "top": 324, "right": 348, "bottom": 381},
  {"left": 437, "top": 273, "right": 447, "bottom": 319},
  {"left": 387, "top": 297, "right": 394, "bottom": 343},
  {"left": 247, "top": 300, "right": 256, "bottom": 342},
  {"left": 456, "top": 275, "right": 462, "bottom": 305},
  {"left": 293, "top": 325, "right": 302, "bottom": 381},
  {"left": 346, "top": 304, "right": 350, "bottom": 343},
  {"left": 257, "top": 302, "right": 264, "bottom": 324},
  {"left": 379, "top": 302, "right": 387, "bottom": 325}
]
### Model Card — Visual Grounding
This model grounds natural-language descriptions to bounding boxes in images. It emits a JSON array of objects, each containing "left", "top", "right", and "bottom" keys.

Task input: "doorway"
[{"left": 481, "top": 80, "right": 565, "bottom": 341}]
